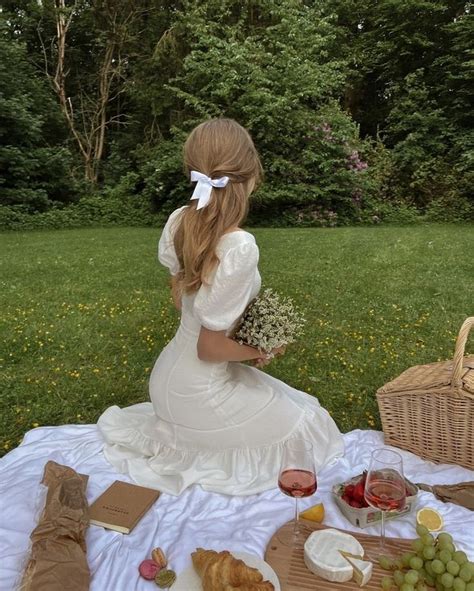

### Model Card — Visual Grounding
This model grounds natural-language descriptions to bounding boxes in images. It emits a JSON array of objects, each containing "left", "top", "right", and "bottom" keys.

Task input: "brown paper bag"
[
  {"left": 18, "top": 460, "right": 90, "bottom": 591},
  {"left": 416, "top": 481, "right": 474, "bottom": 511}
]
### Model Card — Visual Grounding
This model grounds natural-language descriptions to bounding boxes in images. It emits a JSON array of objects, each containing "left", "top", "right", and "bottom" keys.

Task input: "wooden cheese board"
[{"left": 265, "top": 520, "right": 414, "bottom": 591}]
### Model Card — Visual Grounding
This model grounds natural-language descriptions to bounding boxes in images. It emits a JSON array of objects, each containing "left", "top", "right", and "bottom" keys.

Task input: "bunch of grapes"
[{"left": 379, "top": 525, "right": 474, "bottom": 591}]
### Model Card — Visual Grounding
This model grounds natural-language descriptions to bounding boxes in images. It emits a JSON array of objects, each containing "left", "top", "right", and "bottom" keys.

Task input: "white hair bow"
[{"left": 190, "top": 170, "right": 230, "bottom": 210}]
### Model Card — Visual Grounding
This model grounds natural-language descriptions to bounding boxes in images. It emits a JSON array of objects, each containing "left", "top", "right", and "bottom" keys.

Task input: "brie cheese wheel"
[
  {"left": 303, "top": 529, "right": 365, "bottom": 582},
  {"left": 341, "top": 554, "right": 373, "bottom": 586}
]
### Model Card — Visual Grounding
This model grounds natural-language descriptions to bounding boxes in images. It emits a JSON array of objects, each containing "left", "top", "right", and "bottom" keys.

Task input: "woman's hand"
[{"left": 252, "top": 345, "right": 286, "bottom": 369}]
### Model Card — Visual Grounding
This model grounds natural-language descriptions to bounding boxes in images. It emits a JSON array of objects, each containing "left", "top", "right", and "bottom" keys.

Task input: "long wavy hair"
[{"left": 173, "top": 118, "right": 263, "bottom": 296}]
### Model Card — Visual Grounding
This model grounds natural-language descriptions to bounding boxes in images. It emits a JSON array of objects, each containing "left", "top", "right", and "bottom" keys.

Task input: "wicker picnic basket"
[{"left": 376, "top": 317, "right": 474, "bottom": 470}]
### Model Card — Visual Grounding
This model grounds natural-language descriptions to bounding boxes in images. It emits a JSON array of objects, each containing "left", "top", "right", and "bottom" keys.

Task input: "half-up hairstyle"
[{"left": 173, "top": 118, "right": 263, "bottom": 295}]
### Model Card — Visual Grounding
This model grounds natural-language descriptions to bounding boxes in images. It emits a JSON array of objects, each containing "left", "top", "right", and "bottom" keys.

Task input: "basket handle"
[{"left": 452, "top": 317, "right": 474, "bottom": 389}]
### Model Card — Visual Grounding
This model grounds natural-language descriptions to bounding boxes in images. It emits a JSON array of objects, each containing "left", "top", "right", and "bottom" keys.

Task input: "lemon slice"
[
  {"left": 300, "top": 503, "right": 325, "bottom": 523},
  {"left": 416, "top": 508, "right": 443, "bottom": 532}
]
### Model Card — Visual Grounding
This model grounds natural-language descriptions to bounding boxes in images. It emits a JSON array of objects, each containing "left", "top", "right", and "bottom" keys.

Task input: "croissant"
[{"left": 191, "top": 548, "right": 274, "bottom": 591}]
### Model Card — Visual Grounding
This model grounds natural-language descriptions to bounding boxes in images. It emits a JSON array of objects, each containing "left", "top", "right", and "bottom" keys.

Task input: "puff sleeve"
[
  {"left": 193, "top": 239, "right": 260, "bottom": 332},
  {"left": 158, "top": 206, "right": 186, "bottom": 275}
]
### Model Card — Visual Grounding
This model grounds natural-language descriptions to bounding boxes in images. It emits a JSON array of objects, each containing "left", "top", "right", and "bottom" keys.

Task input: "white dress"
[{"left": 97, "top": 206, "right": 344, "bottom": 495}]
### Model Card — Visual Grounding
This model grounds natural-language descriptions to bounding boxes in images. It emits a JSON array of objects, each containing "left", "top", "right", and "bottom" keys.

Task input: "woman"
[{"left": 98, "top": 119, "right": 344, "bottom": 495}]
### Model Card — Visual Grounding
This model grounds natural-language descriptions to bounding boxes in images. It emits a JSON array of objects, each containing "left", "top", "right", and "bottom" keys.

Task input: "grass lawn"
[{"left": 1, "top": 223, "right": 472, "bottom": 455}]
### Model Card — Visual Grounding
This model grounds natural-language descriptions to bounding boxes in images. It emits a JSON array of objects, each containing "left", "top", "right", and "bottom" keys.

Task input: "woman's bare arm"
[
  {"left": 197, "top": 327, "right": 262, "bottom": 363},
  {"left": 197, "top": 327, "right": 286, "bottom": 364}
]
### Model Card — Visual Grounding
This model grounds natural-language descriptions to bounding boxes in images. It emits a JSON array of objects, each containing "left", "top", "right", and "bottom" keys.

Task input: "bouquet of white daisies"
[{"left": 232, "top": 288, "right": 306, "bottom": 354}]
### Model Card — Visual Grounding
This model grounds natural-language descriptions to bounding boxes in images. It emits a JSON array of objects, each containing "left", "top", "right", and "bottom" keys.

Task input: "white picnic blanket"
[{"left": 0, "top": 426, "right": 473, "bottom": 590}]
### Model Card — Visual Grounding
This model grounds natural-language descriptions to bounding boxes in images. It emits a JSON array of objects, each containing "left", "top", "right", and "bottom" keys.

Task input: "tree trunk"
[{"left": 39, "top": 0, "right": 133, "bottom": 185}]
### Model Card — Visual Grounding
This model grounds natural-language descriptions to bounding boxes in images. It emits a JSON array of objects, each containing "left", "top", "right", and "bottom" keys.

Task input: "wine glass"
[
  {"left": 364, "top": 448, "right": 406, "bottom": 559},
  {"left": 277, "top": 438, "right": 317, "bottom": 548}
]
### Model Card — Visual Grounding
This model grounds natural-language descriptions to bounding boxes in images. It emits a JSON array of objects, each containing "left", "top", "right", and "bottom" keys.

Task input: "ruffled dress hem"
[{"left": 98, "top": 400, "right": 344, "bottom": 496}]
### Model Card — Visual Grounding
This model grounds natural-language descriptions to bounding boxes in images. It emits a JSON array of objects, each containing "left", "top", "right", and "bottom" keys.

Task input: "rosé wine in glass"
[
  {"left": 365, "top": 472, "right": 406, "bottom": 512},
  {"left": 278, "top": 469, "right": 317, "bottom": 498},
  {"left": 364, "top": 449, "right": 406, "bottom": 558},
  {"left": 277, "top": 439, "right": 317, "bottom": 548}
]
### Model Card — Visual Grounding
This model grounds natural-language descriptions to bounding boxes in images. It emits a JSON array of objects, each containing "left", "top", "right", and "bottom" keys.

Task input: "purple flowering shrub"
[{"left": 288, "top": 104, "right": 376, "bottom": 220}]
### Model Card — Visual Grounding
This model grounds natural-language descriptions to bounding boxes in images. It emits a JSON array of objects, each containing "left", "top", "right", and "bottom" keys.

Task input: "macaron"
[
  {"left": 151, "top": 547, "right": 168, "bottom": 568},
  {"left": 138, "top": 558, "right": 160, "bottom": 580}
]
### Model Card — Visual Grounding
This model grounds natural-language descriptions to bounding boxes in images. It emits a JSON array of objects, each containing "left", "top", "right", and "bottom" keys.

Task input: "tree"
[
  {"left": 136, "top": 0, "right": 375, "bottom": 220},
  {"left": 0, "top": 20, "right": 75, "bottom": 211},
  {"left": 33, "top": 0, "right": 149, "bottom": 184}
]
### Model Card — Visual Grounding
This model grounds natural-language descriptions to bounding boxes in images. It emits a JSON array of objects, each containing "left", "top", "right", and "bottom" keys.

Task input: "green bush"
[
  {"left": 134, "top": 137, "right": 189, "bottom": 215},
  {"left": 423, "top": 197, "right": 474, "bottom": 223},
  {"left": 370, "top": 202, "right": 422, "bottom": 225},
  {"left": 0, "top": 195, "right": 164, "bottom": 231}
]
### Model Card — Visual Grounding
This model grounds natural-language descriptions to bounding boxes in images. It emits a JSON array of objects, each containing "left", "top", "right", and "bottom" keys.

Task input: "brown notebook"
[{"left": 89, "top": 480, "right": 160, "bottom": 534}]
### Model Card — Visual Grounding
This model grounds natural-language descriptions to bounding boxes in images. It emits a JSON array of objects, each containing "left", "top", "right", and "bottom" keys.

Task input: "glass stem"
[
  {"left": 294, "top": 496, "right": 300, "bottom": 536},
  {"left": 380, "top": 509, "right": 386, "bottom": 551}
]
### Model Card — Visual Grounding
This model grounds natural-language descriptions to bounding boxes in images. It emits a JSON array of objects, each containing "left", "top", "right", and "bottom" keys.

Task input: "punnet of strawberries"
[{"left": 340, "top": 471, "right": 416, "bottom": 509}]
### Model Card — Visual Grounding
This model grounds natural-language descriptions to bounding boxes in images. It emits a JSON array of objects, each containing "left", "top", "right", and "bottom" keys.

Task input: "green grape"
[
  {"left": 446, "top": 543, "right": 457, "bottom": 554},
  {"left": 402, "top": 553, "right": 416, "bottom": 567},
  {"left": 466, "top": 583, "right": 474, "bottom": 591},
  {"left": 394, "top": 570, "right": 406, "bottom": 586},
  {"left": 439, "top": 542, "right": 456, "bottom": 554},
  {"left": 410, "top": 556, "right": 424, "bottom": 570},
  {"left": 440, "top": 550, "right": 454, "bottom": 564},
  {"left": 380, "top": 555, "right": 394, "bottom": 570},
  {"left": 459, "top": 565, "right": 473, "bottom": 583},
  {"left": 453, "top": 552, "right": 469, "bottom": 566},
  {"left": 438, "top": 533, "right": 454, "bottom": 545},
  {"left": 416, "top": 582, "right": 427, "bottom": 591},
  {"left": 468, "top": 564, "right": 474, "bottom": 577},
  {"left": 412, "top": 539, "right": 425, "bottom": 553},
  {"left": 382, "top": 575, "right": 394, "bottom": 590},
  {"left": 432, "top": 559, "right": 447, "bottom": 574},
  {"left": 423, "top": 546, "right": 436, "bottom": 560},
  {"left": 421, "top": 533, "right": 435, "bottom": 546},
  {"left": 436, "top": 581, "right": 446, "bottom": 591},
  {"left": 416, "top": 524, "right": 430, "bottom": 537},
  {"left": 401, "top": 584, "right": 415, "bottom": 591},
  {"left": 425, "top": 561, "right": 434, "bottom": 576},
  {"left": 405, "top": 570, "right": 420, "bottom": 585},
  {"left": 448, "top": 561, "right": 461, "bottom": 576},
  {"left": 454, "top": 578, "right": 467, "bottom": 591},
  {"left": 441, "top": 573, "right": 455, "bottom": 589},
  {"left": 425, "top": 573, "right": 435, "bottom": 587},
  {"left": 395, "top": 559, "right": 405, "bottom": 571}
]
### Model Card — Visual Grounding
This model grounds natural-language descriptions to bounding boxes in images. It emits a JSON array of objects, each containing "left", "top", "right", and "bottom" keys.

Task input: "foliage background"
[{"left": 1, "top": 0, "right": 472, "bottom": 228}]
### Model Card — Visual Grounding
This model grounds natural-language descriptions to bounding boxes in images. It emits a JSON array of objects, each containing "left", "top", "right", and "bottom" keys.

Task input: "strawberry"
[
  {"left": 353, "top": 479, "right": 365, "bottom": 502},
  {"left": 352, "top": 471, "right": 368, "bottom": 502},
  {"left": 349, "top": 499, "right": 362, "bottom": 508},
  {"left": 344, "top": 484, "right": 355, "bottom": 497}
]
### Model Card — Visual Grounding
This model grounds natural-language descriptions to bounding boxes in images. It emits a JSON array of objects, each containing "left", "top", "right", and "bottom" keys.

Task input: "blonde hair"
[{"left": 173, "top": 118, "right": 263, "bottom": 295}]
